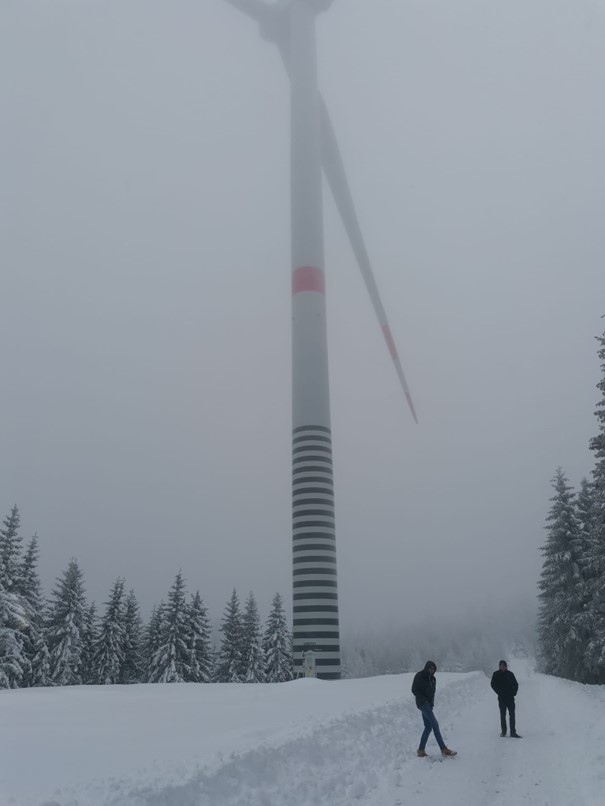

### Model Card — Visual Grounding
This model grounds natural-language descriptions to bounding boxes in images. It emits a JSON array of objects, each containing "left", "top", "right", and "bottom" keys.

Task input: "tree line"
[
  {"left": 0, "top": 520, "right": 292, "bottom": 689},
  {"left": 537, "top": 322, "right": 605, "bottom": 683}
]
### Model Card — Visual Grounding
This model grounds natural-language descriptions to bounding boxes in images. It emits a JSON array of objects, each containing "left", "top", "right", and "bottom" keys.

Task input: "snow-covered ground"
[{"left": 2, "top": 659, "right": 605, "bottom": 806}]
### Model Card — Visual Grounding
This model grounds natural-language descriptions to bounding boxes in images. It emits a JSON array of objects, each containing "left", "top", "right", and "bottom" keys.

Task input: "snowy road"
[
  {"left": 365, "top": 659, "right": 605, "bottom": 806},
  {"left": 2, "top": 660, "right": 605, "bottom": 806},
  {"left": 132, "top": 660, "right": 605, "bottom": 806}
]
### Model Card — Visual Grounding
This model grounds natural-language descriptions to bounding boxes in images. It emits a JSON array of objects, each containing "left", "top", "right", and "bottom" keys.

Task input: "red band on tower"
[{"left": 292, "top": 266, "right": 325, "bottom": 295}]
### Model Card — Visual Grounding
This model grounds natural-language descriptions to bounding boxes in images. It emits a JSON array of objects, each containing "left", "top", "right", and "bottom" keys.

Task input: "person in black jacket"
[
  {"left": 411, "top": 661, "right": 457, "bottom": 757},
  {"left": 490, "top": 660, "right": 521, "bottom": 737}
]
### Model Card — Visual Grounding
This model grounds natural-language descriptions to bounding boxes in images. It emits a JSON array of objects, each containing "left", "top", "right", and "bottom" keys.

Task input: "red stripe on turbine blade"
[
  {"left": 382, "top": 324, "right": 398, "bottom": 361},
  {"left": 292, "top": 266, "right": 325, "bottom": 295}
]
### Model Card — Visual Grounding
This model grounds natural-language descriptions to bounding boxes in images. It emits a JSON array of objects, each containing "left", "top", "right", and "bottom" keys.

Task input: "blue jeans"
[{"left": 418, "top": 703, "right": 445, "bottom": 751}]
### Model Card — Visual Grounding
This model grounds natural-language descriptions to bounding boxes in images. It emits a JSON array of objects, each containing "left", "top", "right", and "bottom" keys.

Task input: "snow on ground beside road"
[{"left": 1, "top": 659, "right": 605, "bottom": 806}]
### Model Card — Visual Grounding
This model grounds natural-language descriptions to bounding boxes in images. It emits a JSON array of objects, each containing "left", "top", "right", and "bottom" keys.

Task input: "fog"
[{"left": 2, "top": 0, "right": 604, "bottom": 640}]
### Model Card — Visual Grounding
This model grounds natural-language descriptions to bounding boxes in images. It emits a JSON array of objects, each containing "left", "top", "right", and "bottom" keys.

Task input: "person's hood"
[{"left": 423, "top": 660, "right": 437, "bottom": 673}]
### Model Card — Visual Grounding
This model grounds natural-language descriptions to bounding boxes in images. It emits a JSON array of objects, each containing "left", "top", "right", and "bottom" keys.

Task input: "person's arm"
[
  {"left": 511, "top": 673, "right": 518, "bottom": 697},
  {"left": 490, "top": 672, "right": 498, "bottom": 693}
]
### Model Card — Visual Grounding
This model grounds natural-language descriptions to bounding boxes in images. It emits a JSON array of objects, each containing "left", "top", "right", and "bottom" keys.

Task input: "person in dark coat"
[
  {"left": 411, "top": 661, "right": 457, "bottom": 757},
  {"left": 490, "top": 660, "right": 521, "bottom": 737}
]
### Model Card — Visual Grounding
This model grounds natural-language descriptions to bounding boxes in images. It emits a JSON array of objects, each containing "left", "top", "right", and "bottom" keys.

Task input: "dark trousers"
[{"left": 498, "top": 696, "right": 515, "bottom": 734}]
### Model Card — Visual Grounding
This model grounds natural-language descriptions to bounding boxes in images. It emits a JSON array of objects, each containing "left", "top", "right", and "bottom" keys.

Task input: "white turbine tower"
[{"left": 222, "top": 0, "right": 417, "bottom": 680}]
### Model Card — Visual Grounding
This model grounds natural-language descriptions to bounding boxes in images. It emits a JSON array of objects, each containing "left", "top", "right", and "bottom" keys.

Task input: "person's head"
[
  {"left": 499, "top": 660, "right": 507, "bottom": 671},
  {"left": 424, "top": 661, "right": 437, "bottom": 676}
]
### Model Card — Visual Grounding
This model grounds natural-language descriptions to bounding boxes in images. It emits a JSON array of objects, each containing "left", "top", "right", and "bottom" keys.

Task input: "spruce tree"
[
  {"left": 587, "top": 323, "right": 605, "bottom": 680},
  {"left": 30, "top": 624, "right": 52, "bottom": 687},
  {"left": 16, "top": 535, "right": 41, "bottom": 611},
  {"left": 571, "top": 477, "right": 597, "bottom": 681},
  {"left": 46, "top": 558, "right": 88, "bottom": 686},
  {"left": 149, "top": 572, "right": 190, "bottom": 683},
  {"left": 537, "top": 469, "right": 585, "bottom": 679},
  {"left": 241, "top": 592, "right": 265, "bottom": 683},
  {"left": 0, "top": 580, "right": 28, "bottom": 688},
  {"left": 144, "top": 604, "right": 164, "bottom": 682},
  {"left": 186, "top": 591, "right": 213, "bottom": 683},
  {"left": 80, "top": 603, "right": 98, "bottom": 684},
  {"left": 94, "top": 578, "right": 126, "bottom": 685},
  {"left": 576, "top": 479, "right": 597, "bottom": 584},
  {"left": 0, "top": 509, "right": 29, "bottom": 688},
  {"left": 0, "top": 505, "right": 22, "bottom": 592},
  {"left": 16, "top": 535, "right": 46, "bottom": 686},
  {"left": 214, "top": 589, "right": 243, "bottom": 683},
  {"left": 121, "top": 590, "right": 143, "bottom": 684},
  {"left": 263, "top": 592, "right": 292, "bottom": 682}
]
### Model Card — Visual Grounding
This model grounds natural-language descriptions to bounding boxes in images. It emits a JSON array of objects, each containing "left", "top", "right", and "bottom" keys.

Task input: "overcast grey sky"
[{"left": 1, "top": 0, "right": 604, "bottom": 633}]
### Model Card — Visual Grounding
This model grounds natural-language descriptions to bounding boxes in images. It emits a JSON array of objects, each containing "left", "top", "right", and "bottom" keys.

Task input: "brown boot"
[
  {"left": 417, "top": 749, "right": 427, "bottom": 757},
  {"left": 441, "top": 747, "right": 457, "bottom": 756}
]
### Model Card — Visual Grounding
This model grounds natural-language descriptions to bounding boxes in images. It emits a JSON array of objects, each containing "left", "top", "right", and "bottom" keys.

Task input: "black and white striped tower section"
[{"left": 289, "top": 0, "right": 340, "bottom": 680}]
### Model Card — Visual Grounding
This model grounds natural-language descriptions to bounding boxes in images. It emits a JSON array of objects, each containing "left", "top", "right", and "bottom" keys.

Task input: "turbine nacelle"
[
  {"left": 298, "top": 0, "right": 335, "bottom": 13},
  {"left": 256, "top": 0, "right": 334, "bottom": 43},
  {"left": 272, "top": 0, "right": 335, "bottom": 13}
]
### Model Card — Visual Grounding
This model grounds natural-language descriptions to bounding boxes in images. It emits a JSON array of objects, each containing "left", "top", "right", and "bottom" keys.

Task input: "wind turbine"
[{"left": 221, "top": 0, "right": 417, "bottom": 680}]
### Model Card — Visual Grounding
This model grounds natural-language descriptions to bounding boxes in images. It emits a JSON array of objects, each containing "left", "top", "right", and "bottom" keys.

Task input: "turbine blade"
[
  {"left": 221, "top": 0, "right": 271, "bottom": 23},
  {"left": 319, "top": 101, "right": 418, "bottom": 424}
]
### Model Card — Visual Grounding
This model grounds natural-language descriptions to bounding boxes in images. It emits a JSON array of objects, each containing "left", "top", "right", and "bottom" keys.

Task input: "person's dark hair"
[{"left": 499, "top": 660, "right": 507, "bottom": 667}]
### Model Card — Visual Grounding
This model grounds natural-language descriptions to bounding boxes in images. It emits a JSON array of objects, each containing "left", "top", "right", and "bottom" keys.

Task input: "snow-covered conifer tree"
[
  {"left": 214, "top": 589, "right": 243, "bottom": 682},
  {"left": 0, "top": 509, "right": 30, "bottom": 687},
  {"left": 0, "top": 506, "right": 23, "bottom": 592},
  {"left": 565, "top": 477, "right": 594, "bottom": 683},
  {"left": 587, "top": 323, "right": 605, "bottom": 681},
  {"left": 80, "top": 603, "right": 98, "bottom": 684},
  {"left": 186, "top": 591, "right": 213, "bottom": 683},
  {"left": 149, "top": 572, "right": 190, "bottom": 683},
  {"left": 537, "top": 469, "right": 585, "bottom": 679},
  {"left": 144, "top": 604, "right": 164, "bottom": 682},
  {"left": 576, "top": 478, "right": 596, "bottom": 582},
  {"left": 46, "top": 558, "right": 88, "bottom": 686},
  {"left": 93, "top": 578, "right": 126, "bottom": 685},
  {"left": 30, "top": 626, "right": 52, "bottom": 687},
  {"left": 572, "top": 478, "right": 598, "bottom": 680},
  {"left": 16, "top": 535, "right": 42, "bottom": 613},
  {"left": 241, "top": 592, "right": 265, "bottom": 683},
  {"left": 0, "top": 580, "right": 27, "bottom": 688},
  {"left": 263, "top": 592, "right": 292, "bottom": 682},
  {"left": 121, "top": 590, "right": 143, "bottom": 684},
  {"left": 16, "top": 535, "right": 46, "bottom": 686}
]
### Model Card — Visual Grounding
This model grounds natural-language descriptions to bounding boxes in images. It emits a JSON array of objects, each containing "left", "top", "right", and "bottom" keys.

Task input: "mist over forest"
[{"left": 341, "top": 602, "right": 536, "bottom": 678}]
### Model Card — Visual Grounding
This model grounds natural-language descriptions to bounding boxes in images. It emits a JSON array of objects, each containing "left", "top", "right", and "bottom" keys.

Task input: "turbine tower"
[{"left": 222, "top": 0, "right": 417, "bottom": 680}]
